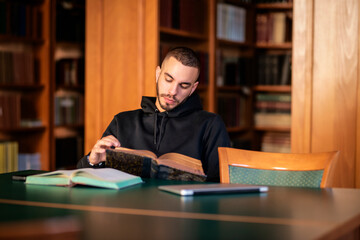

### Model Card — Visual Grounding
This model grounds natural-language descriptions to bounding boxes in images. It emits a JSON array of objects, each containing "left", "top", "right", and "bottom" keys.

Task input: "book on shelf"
[
  {"left": 105, "top": 147, "right": 207, "bottom": 182},
  {"left": 0, "top": 1, "right": 42, "bottom": 39},
  {"left": 0, "top": 50, "right": 37, "bottom": 85},
  {"left": 56, "top": 58, "right": 84, "bottom": 87},
  {"left": 216, "top": 49, "right": 253, "bottom": 87},
  {"left": 26, "top": 168, "right": 143, "bottom": 190},
  {"left": 256, "top": 12, "right": 290, "bottom": 44},
  {"left": 159, "top": 0, "right": 172, "bottom": 28},
  {"left": 0, "top": 93, "right": 21, "bottom": 129},
  {"left": 217, "top": 3, "right": 246, "bottom": 42},
  {"left": 159, "top": 0, "right": 205, "bottom": 34},
  {"left": 0, "top": 141, "right": 18, "bottom": 174},
  {"left": 18, "top": 153, "right": 41, "bottom": 171},
  {"left": 255, "top": 93, "right": 291, "bottom": 128},
  {"left": 54, "top": 90, "right": 84, "bottom": 126},
  {"left": 218, "top": 94, "right": 247, "bottom": 128},
  {"left": 257, "top": 52, "right": 291, "bottom": 85},
  {"left": 261, "top": 132, "right": 290, "bottom": 153}
]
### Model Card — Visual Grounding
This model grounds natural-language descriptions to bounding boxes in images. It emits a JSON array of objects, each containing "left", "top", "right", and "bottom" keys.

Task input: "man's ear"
[
  {"left": 155, "top": 66, "right": 161, "bottom": 83},
  {"left": 190, "top": 81, "right": 199, "bottom": 96}
]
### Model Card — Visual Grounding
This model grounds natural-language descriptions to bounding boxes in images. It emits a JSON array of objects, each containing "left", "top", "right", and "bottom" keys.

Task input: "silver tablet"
[{"left": 158, "top": 183, "right": 268, "bottom": 196}]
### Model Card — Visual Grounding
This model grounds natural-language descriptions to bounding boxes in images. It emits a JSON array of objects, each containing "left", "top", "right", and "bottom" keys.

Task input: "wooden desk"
[{"left": 0, "top": 171, "right": 360, "bottom": 240}]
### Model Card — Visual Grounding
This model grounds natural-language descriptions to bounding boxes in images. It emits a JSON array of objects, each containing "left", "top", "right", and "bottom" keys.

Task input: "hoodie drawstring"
[
  {"left": 153, "top": 109, "right": 158, "bottom": 145},
  {"left": 153, "top": 110, "right": 168, "bottom": 151},
  {"left": 157, "top": 113, "right": 167, "bottom": 151}
]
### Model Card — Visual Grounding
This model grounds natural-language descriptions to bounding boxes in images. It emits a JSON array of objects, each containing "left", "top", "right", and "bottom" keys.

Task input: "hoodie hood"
[{"left": 141, "top": 93, "right": 204, "bottom": 151}]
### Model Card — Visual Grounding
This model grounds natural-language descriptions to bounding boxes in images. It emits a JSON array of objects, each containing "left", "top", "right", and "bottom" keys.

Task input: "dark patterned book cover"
[{"left": 105, "top": 149, "right": 206, "bottom": 182}]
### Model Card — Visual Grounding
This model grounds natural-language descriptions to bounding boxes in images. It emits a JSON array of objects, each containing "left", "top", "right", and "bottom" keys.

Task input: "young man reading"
[{"left": 77, "top": 47, "right": 231, "bottom": 182}]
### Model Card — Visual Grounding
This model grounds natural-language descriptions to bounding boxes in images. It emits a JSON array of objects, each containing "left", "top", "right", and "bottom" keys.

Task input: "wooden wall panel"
[
  {"left": 102, "top": 1, "right": 144, "bottom": 122},
  {"left": 357, "top": 1, "right": 360, "bottom": 188},
  {"left": 38, "top": 0, "right": 51, "bottom": 169},
  {"left": 85, "top": 0, "right": 104, "bottom": 153},
  {"left": 144, "top": 0, "right": 158, "bottom": 97},
  {"left": 85, "top": 0, "right": 157, "bottom": 153},
  {"left": 312, "top": 0, "right": 358, "bottom": 187},
  {"left": 291, "top": 0, "right": 313, "bottom": 153}
]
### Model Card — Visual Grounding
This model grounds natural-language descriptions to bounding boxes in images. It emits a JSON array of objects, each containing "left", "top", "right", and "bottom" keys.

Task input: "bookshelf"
[
  {"left": 51, "top": 0, "right": 85, "bottom": 169},
  {"left": 252, "top": 1, "right": 292, "bottom": 152},
  {"left": 215, "top": 0, "right": 254, "bottom": 149},
  {"left": 0, "top": 0, "right": 50, "bottom": 172},
  {"left": 156, "top": 0, "right": 293, "bottom": 152}
]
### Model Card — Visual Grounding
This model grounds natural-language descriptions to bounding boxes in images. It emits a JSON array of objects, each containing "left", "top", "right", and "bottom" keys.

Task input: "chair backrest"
[{"left": 218, "top": 148, "right": 339, "bottom": 188}]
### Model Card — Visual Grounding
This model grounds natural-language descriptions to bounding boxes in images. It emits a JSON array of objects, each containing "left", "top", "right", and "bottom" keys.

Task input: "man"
[{"left": 77, "top": 47, "right": 230, "bottom": 182}]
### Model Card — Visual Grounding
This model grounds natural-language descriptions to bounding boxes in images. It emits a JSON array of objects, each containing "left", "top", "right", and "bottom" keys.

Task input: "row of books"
[
  {"left": 218, "top": 94, "right": 247, "bottom": 128},
  {"left": 256, "top": 12, "right": 292, "bottom": 44},
  {"left": 0, "top": 1, "right": 42, "bottom": 38},
  {"left": 254, "top": 93, "right": 291, "bottom": 128},
  {"left": 54, "top": 91, "right": 84, "bottom": 126},
  {"left": 257, "top": 52, "right": 291, "bottom": 85},
  {"left": 56, "top": 58, "right": 85, "bottom": 87},
  {"left": 0, "top": 93, "right": 42, "bottom": 129},
  {"left": 0, "top": 141, "right": 42, "bottom": 173},
  {"left": 159, "top": 0, "right": 206, "bottom": 34},
  {"left": 159, "top": 44, "right": 209, "bottom": 85},
  {"left": 0, "top": 50, "right": 37, "bottom": 85},
  {"left": 217, "top": 3, "right": 246, "bottom": 43},
  {"left": 0, "top": 93, "right": 20, "bottom": 129},
  {"left": 0, "top": 141, "right": 18, "bottom": 173},
  {"left": 217, "top": 52, "right": 253, "bottom": 86},
  {"left": 261, "top": 132, "right": 290, "bottom": 153}
]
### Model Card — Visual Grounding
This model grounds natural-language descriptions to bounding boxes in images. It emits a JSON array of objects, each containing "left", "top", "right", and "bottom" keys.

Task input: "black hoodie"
[{"left": 77, "top": 93, "right": 231, "bottom": 182}]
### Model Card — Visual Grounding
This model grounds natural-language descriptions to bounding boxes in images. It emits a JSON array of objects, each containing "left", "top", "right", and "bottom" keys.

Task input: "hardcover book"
[
  {"left": 105, "top": 147, "right": 207, "bottom": 182},
  {"left": 25, "top": 168, "right": 143, "bottom": 190}
]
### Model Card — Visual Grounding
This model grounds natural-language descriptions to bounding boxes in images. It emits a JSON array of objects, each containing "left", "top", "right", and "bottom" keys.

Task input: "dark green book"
[{"left": 105, "top": 147, "right": 207, "bottom": 182}]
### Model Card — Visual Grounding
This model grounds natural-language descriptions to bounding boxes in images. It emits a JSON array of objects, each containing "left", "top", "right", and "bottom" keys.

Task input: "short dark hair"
[{"left": 162, "top": 47, "right": 200, "bottom": 73}]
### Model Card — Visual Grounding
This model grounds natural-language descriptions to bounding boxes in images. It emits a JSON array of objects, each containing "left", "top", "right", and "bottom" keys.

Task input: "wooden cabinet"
[{"left": 0, "top": 0, "right": 51, "bottom": 172}]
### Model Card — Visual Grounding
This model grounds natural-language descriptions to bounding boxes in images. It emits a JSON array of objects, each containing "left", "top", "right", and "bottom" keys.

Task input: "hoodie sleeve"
[{"left": 202, "top": 115, "right": 231, "bottom": 182}]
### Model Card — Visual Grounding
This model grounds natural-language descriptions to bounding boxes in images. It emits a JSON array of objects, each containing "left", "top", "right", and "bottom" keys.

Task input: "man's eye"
[
  {"left": 180, "top": 84, "right": 190, "bottom": 89},
  {"left": 165, "top": 78, "right": 172, "bottom": 82}
]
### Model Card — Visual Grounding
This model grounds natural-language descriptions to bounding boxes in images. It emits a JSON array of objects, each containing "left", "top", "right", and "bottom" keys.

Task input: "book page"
[
  {"left": 157, "top": 153, "right": 205, "bottom": 176},
  {"left": 113, "top": 147, "right": 157, "bottom": 160},
  {"left": 74, "top": 168, "right": 139, "bottom": 182},
  {"left": 34, "top": 169, "right": 76, "bottom": 178}
]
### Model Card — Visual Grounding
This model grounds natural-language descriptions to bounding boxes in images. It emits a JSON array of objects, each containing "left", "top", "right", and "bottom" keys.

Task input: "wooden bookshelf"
[
  {"left": 252, "top": 1, "right": 293, "bottom": 151},
  {"left": 50, "top": 0, "right": 85, "bottom": 169},
  {"left": 0, "top": 0, "right": 51, "bottom": 171}
]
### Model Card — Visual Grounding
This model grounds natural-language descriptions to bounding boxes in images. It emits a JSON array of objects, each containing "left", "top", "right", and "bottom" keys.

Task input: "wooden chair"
[{"left": 218, "top": 148, "right": 339, "bottom": 188}]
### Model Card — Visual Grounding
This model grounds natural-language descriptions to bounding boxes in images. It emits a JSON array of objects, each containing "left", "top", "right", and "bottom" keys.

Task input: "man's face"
[{"left": 155, "top": 57, "right": 199, "bottom": 112}]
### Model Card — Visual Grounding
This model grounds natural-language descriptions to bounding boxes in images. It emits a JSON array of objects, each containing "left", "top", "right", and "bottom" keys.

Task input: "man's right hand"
[{"left": 88, "top": 135, "right": 120, "bottom": 165}]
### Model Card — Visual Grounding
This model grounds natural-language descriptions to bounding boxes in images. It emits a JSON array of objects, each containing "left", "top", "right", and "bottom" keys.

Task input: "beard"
[{"left": 156, "top": 82, "right": 189, "bottom": 112}]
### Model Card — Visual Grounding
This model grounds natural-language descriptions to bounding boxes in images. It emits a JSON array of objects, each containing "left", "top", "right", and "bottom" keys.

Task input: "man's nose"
[{"left": 168, "top": 83, "right": 178, "bottom": 96}]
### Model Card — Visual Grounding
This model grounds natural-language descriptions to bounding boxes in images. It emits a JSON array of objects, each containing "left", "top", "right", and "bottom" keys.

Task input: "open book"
[
  {"left": 25, "top": 168, "right": 143, "bottom": 190},
  {"left": 105, "top": 147, "right": 207, "bottom": 182}
]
